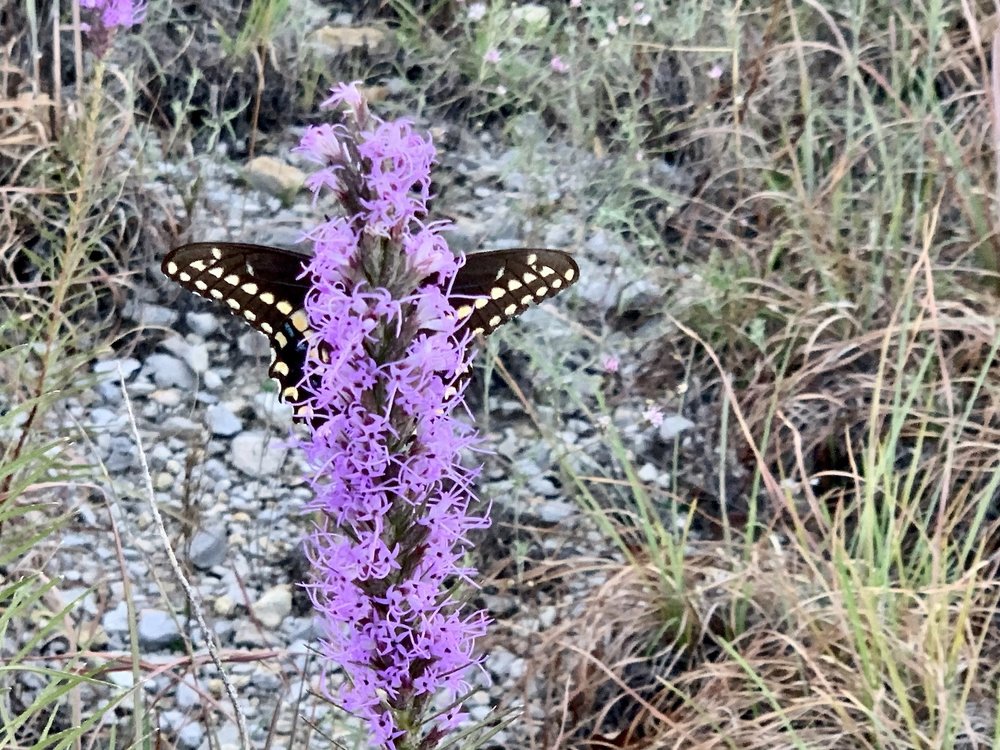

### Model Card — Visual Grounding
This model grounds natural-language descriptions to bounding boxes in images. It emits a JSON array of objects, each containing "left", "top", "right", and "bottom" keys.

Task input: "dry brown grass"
[
  {"left": 471, "top": 3, "right": 1000, "bottom": 745},
  {"left": 1, "top": 7, "right": 152, "bottom": 744},
  {"left": 508, "top": 528, "right": 1000, "bottom": 748}
]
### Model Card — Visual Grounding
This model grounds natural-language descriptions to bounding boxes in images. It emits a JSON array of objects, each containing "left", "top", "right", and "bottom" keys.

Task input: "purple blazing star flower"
[{"left": 294, "top": 82, "right": 491, "bottom": 747}]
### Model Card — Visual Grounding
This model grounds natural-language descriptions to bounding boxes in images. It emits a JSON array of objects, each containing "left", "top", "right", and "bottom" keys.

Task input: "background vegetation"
[{"left": 3, "top": 0, "right": 1000, "bottom": 747}]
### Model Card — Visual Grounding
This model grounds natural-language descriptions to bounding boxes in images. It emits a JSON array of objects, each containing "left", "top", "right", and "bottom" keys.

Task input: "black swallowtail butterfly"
[{"left": 161, "top": 243, "right": 579, "bottom": 418}]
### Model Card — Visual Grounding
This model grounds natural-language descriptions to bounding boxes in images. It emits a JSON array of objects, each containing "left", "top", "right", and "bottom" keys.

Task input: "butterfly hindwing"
[{"left": 161, "top": 242, "right": 579, "bottom": 413}]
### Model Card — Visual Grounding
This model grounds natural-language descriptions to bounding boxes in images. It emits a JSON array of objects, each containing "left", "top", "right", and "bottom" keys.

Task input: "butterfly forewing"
[
  {"left": 449, "top": 249, "right": 579, "bottom": 338},
  {"left": 161, "top": 242, "right": 579, "bottom": 416},
  {"left": 162, "top": 242, "right": 315, "bottom": 403}
]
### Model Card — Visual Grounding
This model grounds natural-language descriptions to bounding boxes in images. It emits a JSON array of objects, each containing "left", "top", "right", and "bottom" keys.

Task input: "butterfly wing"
[
  {"left": 449, "top": 249, "right": 580, "bottom": 338},
  {"left": 161, "top": 242, "right": 313, "bottom": 403},
  {"left": 162, "top": 243, "right": 579, "bottom": 411}
]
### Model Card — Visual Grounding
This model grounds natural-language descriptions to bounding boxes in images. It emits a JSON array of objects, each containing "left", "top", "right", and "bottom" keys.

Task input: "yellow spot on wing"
[
  {"left": 195, "top": 280, "right": 208, "bottom": 291},
  {"left": 166, "top": 261, "right": 178, "bottom": 275},
  {"left": 241, "top": 282, "right": 258, "bottom": 295},
  {"left": 260, "top": 292, "right": 275, "bottom": 305},
  {"left": 208, "top": 267, "right": 224, "bottom": 278},
  {"left": 490, "top": 287, "right": 505, "bottom": 300},
  {"left": 273, "top": 361, "right": 290, "bottom": 376},
  {"left": 291, "top": 310, "right": 309, "bottom": 332},
  {"left": 178, "top": 272, "right": 191, "bottom": 282},
  {"left": 190, "top": 260, "right": 207, "bottom": 271},
  {"left": 211, "top": 247, "right": 222, "bottom": 260},
  {"left": 564, "top": 268, "right": 576, "bottom": 281},
  {"left": 455, "top": 304, "right": 473, "bottom": 318},
  {"left": 504, "top": 304, "right": 517, "bottom": 316},
  {"left": 474, "top": 297, "right": 488, "bottom": 309},
  {"left": 275, "top": 332, "right": 288, "bottom": 348},
  {"left": 539, "top": 266, "right": 555, "bottom": 278},
  {"left": 224, "top": 274, "right": 239, "bottom": 285},
  {"left": 276, "top": 300, "right": 293, "bottom": 315},
  {"left": 227, "top": 298, "right": 240, "bottom": 310}
]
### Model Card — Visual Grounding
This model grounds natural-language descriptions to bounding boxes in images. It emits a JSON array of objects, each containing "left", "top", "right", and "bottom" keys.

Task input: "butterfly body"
[{"left": 161, "top": 242, "right": 578, "bottom": 417}]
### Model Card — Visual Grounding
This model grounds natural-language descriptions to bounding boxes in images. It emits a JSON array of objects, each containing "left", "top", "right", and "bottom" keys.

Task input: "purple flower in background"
[
  {"left": 81, "top": 0, "right": 146, "bottom": 29},
  {"left": 80, "top": 0, "right": 145, "bottom": 55},
  {"left": 643, "top": 404, "right": 664, "bottom": 427},
  {"left": 294, "top": 82, "right": 490, "bottom": 747}
]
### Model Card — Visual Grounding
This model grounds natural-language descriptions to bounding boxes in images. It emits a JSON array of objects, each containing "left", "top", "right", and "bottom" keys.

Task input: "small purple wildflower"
[
  {"left": 81, "top": 0, "right": 146, "bottom": 27},
  {"left": 550, "top": 56, "right": 570, "bottom": 74},
  {"left": 294, "top": 82, "right": 491, "bottom": 747},
  {"left": 80, "top": 0, "right": 145, "bottom": 55},
  {"left": 602, "top": 354, "right": 620, "bottom": 373},
  {"left": 80, "top": 0, "right": 146, "bottom": 57},
  {"left": 484, "top": 48, "right": 501, "bottom": 64},
  {"left": 643, "top": 404, "right": 664, "bottom": 427}
]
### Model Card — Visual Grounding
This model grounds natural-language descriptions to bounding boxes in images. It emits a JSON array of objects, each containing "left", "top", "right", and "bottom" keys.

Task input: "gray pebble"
[
  {"left": 185, "top": 312, "right": 219, "bottom": 337},
  {"left": 252, "top": 584, "right": 292, "bottom": 629},
  {"left": 138, "top": 608, "right": 180, "bottom": 650},
  {"left": 536, "top": 500, "right": 575, "bottom": 524},
  {"left": 177, "top": 722, "right": 204, "bottom": 750},
  {"left": 145, "top": 354, "right": 194, "bottom": 389},
  {"left": 231, "top": 431, "right": 288, "bottom": 477},
  {"left": 189, "top": 525, "right": 228, "bottom": 569},
  {"left": 124, "top": 300, "right": 179, "bottom": 327},
  {"left": 658, "top": 415, "right": 694, "bottom": 441},
  {"left": 206, "top": 404, "right": 242, "bottom": 436}
]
